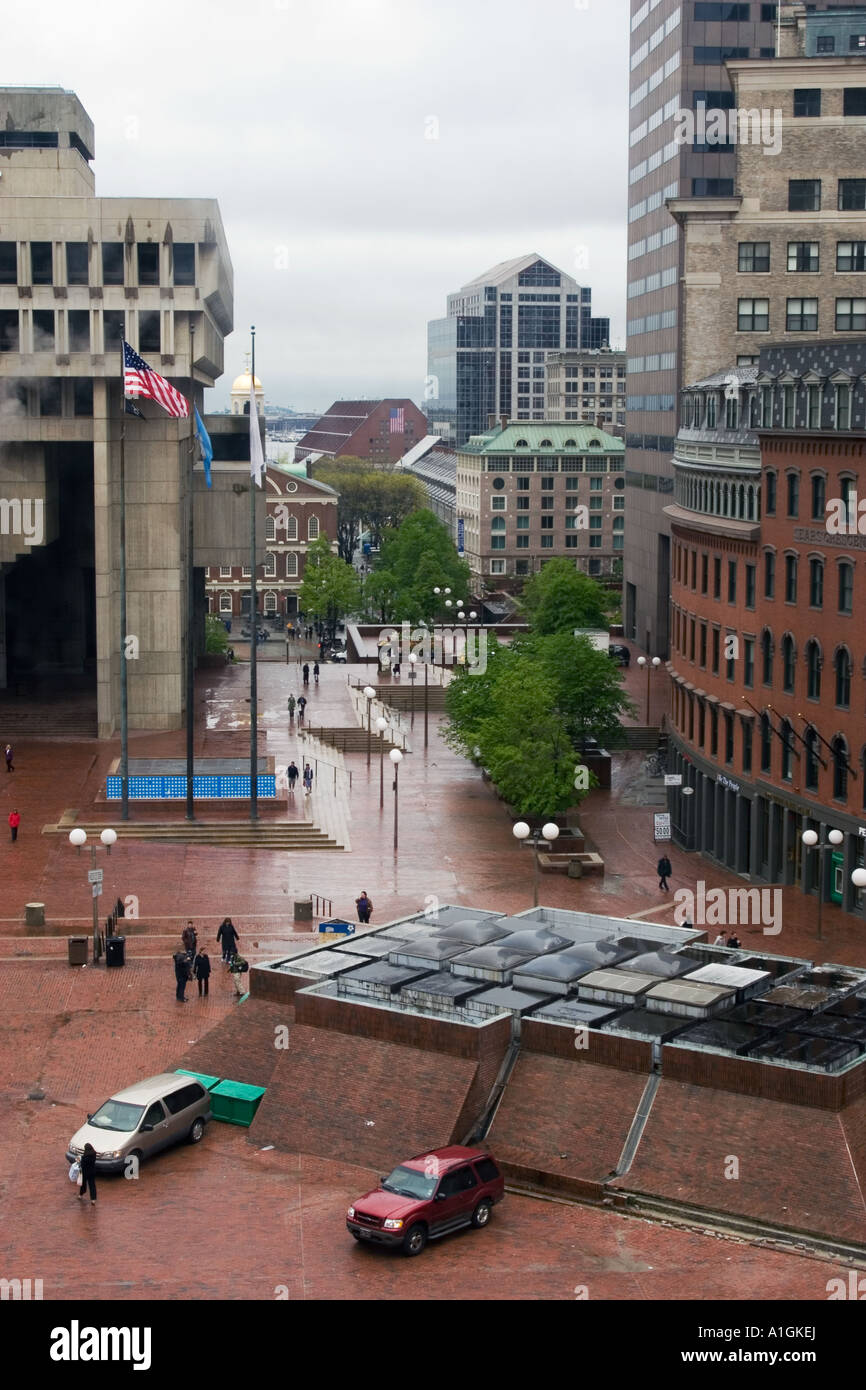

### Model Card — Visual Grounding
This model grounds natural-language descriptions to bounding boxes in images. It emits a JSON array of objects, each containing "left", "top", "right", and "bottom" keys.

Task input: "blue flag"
[{"left": 194, "top": 407, "right": 213, "bottom": 489}]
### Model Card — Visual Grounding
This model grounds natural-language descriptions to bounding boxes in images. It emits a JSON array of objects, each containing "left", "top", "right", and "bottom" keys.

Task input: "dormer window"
[{"left": 706, "top": 394, "right": 717, "bottom": 429}]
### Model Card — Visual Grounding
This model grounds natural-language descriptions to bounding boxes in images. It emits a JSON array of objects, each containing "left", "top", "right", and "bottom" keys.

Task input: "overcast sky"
[{"left": 4, "top": 0, "right": 629, "bottom": 413}]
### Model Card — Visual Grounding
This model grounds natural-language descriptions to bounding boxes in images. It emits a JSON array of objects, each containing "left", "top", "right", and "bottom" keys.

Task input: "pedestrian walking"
[
  {"left": 216, "top": 917, "right": 239, "bottom": 964},
  {"left": 4, "top": 743, "right": 13, "bottom": 772},
  {"left": 174, "top": 949, "right": 191, "bottom": 1002},
  {"left": 297, "top": 695, "right": 306, "bottom": 722},
  {"left": 287, "top": 694, "right": 296, "bottom": 720},
  {"left": 228, "top": 952, "right": 249, "bottom": 998},
  {"left": 9, "top": 809, "right": 20, "bottom": 843},
  {"left": 78, "top": 1143, "right": 98, "bottom": 1205},
  {"left": 194, "top": 949, "right": 211, "bottom": 997},
  {"left": 355, "top": 891, "right": 373, "bottom": 924},
  {"left": 657, "top": 854, "right": 672, "bottom": 891},
  {"left": 302, "top": 663, "right": 310, "bottom": 686},
  {"left": 182, "top": 921, "right": 197, "bottom": 956},
  {"left": 313, "top": 662, "right": 320, "bottom": 684},
  {"left": 392, "top": 661, "right": 401, "bottom": 678},
  {"left": 713, "top": 931, "right": 727, "bottom": 947},
  {"left": 287, "top": 761, "right": 299, "bottom": 792},
  {"left": 303, "top": 763, "right": 314, "bottom": 795}
]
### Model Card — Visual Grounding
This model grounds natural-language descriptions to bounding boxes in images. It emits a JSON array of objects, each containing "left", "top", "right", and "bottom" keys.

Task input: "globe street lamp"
[
  {"left": 68, "top": 827, "right": 118, "bottom": 963},
  {"left": 363, "top": 684, "right": 376, "bottom": 770},
  {"left": 513, "top": 820, "right": 560, "bottom": 907},
  {"left": 680, "top": 783, "right": 695, "bottom": 850},
  {"left": 408, "top": 652, "right": 418, "bottom": 729},
  {"left": 376, "top": 715, "right": 388, "bottom": 809},
  {"left": 636, "top": 655, "right": 662, "bottom": 727},
  {"left": 801, "top": 827, "right": 844, "bottom": 941},
  {"left": 390, "top": 747, "right": 403, "bottom": 851}
]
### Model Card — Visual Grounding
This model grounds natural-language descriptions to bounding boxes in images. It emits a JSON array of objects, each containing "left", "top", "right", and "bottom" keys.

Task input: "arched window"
[
  {"left": 285, "top": 513, "right": 298, "bottom": 541},
  {"left": 838, "top": 560, "right": 854, "bottom": 614},
  {"left": 780, "top": 718, "right": 794, "bottom": 781},
  {"left": 308, "top": 515, "right": 320, "bottom": 541},
  {"left": 263, "top": 591, "right": 277, "bottom": 614},
  {"left": 806, "top": 639, "right": 822, "bottom": 699},
  {"left": 784, "top": 553, "right": 798, "bottom": 603},
  {"left": 682, "top": 396, "right": 693, "bottom": 427},
  {"left": 835, "top": 646, "right": 852, "bottom": 708},
  {"left": 563, "top": 438, "right": 577, "bottom": 447},
  {"left": 760, "top": 713, "right": 772, "bottom": 773},
  {"left": 841, "top": 476, "right": 856, "bottom": 527},
  {"left": 810, "top": 473, "right": 826, "bottom": 522},
  {"left": 219, "top": 592, "right": 232, "bottom": 614},
  {"left": 491, "top": 517, "right": 506, "bottom": 531},
  {"left": 706, "top": 394, "right": 717, "bottom": 428},
  {"left": 515, "top": 439, "right": 530, "bottom": 448},
  {"left": 539, "top": 438, "right": 553, "bottom": 448},
  {"left": 833, "top": 735, "right": 849, "bottom": 801},
  {"left": 782, "top": 634, "right": 796, "bottom": 693},
  {"left": 286, "top": 552, "right": 298, "bottom": 578},
  {"left": 805, "top": 727, "right": 820, "bottom": 791},
  {"left": 809, "top": 557, "right": 824, "bottom": 608},
  {"left": 764, "top": 470, "right": 777, "bottom": 515},
  {"left": 761, "top": 628, "right": 773, "bottom": 685},
  {"left": 263, "top": 551, "right": 276, "bottom": 578},
  {"left": 265, "top": 515, "right": 276, "bottom": 541}
]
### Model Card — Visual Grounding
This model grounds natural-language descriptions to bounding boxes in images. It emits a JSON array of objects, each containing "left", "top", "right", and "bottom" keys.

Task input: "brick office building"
[
  {"left": 666, "top": 341, "right": 866, "bottom": 919},
  {"left": 457, "top": 421, "right": 625, "bottom": 586},
  {"left": 294, "top": 399, "right": 429, "bottom": 465}
]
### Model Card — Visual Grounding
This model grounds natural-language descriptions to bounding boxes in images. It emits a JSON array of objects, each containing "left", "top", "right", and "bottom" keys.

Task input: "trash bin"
[
  {"left": 68, "top": 936, "right": 88, "bottom": 966},
  {"left": 317, "top": 919, "right": 354, "bottom": 936},
  {"left": 105, "top": 935, "right": 126, "bottom": 968},
  {"left": 293, "top": 897, "right": 313, "bottom": 923},
  {"left": 209, "top": 1080, "right": 266, "bottom": 1127},
  {"left": 25, "top": 902, "right": 45, "bottom": 927}
]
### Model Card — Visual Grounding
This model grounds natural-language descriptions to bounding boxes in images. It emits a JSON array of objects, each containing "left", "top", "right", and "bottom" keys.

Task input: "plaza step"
[
  {"left": 350, "top": 682, "right": 449, "bottom": 710},
  {"left": 42, "top": 821, "right": 341, "bottom": 850},
  {"left": 303, "top": 726, "right": 404, "bottom": 754}
]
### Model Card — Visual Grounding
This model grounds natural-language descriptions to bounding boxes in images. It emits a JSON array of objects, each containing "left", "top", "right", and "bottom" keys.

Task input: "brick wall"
[
  {"left": 662, "top": 1041, "right": 857, "bottom": 1110},
  {"left": 174, "top": 999, "right": 291, "bottom": 1090},
  {"left": 522, "top": 1018, "right": 653, "bottom": 1073},
  {"left": 294, "top": 988, "right": 511, "bottom": 1062}
]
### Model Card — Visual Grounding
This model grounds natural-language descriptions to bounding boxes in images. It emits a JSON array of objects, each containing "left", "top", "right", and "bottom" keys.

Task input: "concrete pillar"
[
  {"left": 93, "top": 377, "right": 115, "bottom": 738},
  {"left": 768, "top": 801, "right": 780, "bottom": 882}
]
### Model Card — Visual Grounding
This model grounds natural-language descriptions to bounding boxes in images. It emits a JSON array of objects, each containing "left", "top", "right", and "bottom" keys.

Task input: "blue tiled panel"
[{"left": 107, "top": 775, "right": 277, "bottom": 801}]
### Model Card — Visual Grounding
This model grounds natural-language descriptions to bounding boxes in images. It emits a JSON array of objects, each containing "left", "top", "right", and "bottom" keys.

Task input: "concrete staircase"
[
  {"left": 303, "top": 725, "right": 406, "bottom": 754},
  {"left": 42, "top": 820, "right": 341, "bottom": 850}
]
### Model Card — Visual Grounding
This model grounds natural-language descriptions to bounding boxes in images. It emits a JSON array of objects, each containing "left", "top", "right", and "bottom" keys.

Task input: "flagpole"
[
  {"left": 186, "top": 324, "right": 196, "bottom": 822},
  {"left": 250, "top": 326, "right": 258, "bottom": 823},
  {"left": 119, "top": 339, "right": 129, "bottom": 823}
]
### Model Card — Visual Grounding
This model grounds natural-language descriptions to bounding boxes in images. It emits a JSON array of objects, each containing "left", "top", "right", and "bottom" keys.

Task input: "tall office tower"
[
  {"left": 426, "top": 253, "right": 605, "bottom": 447},
  {"left": 623, "top": 0, "right": 866, "bottom": 658},
  {"left": 0, "top": 88, "right": 249, "bottom": 736}
]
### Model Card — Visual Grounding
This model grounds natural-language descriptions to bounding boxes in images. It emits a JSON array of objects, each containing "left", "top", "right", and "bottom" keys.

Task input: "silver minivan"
[{"left": 66, "top": 1073, "right": 212, "bottom": 1173}]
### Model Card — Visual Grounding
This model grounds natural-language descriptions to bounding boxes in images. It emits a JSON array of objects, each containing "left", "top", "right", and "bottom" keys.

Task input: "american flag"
[
  {"left": 389, "top": 406, "right": 404, "bottom": 434},
  {"left": 123, "top": 340, "right": 189, "bottom": 419}
]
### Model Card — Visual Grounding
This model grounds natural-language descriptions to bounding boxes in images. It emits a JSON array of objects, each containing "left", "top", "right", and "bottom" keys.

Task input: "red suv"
[{"left": 347, "top": 1145, "right": 505, "bottom": 1256}]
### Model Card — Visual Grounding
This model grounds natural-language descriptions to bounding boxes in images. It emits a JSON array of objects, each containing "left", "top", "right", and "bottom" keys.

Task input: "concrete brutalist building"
[{"left": 0, "top": 87, "right": 262, "bottom": 736}]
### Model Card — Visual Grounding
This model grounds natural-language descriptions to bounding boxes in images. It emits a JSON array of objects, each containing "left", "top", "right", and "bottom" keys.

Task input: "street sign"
[
  {"left": 664, "top": 774, "right": 682, "bottom": 787},
  {"left": 87, "top": 869, "right": 104, "bottom": 884},
  {"left": 92, "top": 883, "right": 103, "bottom": 898},
  {"left": 653, "top": 812, "right": 672, "bottom": 842}
]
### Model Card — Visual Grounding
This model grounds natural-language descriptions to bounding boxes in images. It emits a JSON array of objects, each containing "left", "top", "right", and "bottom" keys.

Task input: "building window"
[
  {"left": 781, "top": 386, "right": 794, "bottom": 429},
  {"left": 837, "top": 241, "right": 866, "bottom": 272},
  {"left": 806, "top": 639, "right": 822, "bottom": 699},
  {"left": 764, "top": 550, "right": 775, "bottom": 599},
  {"left": 219, "top": 592, "right": 232, "bottom": 614},
  {"left": 701, "top": 553, "right": 708, "bottom": 595},
  {"left": 764, "top": 471, "right": 776, "bottom": 515},
  {"left": 0, "top": 242, "right": 16, "bottom": 285},
  {"left": 743, "top": 719, "right": 753, "bottom": 773},
  {"left": 725, "top": 712, "right": 734, "bottom": 765},
  {"left": 137, "top": 244, "right": 160, "bottom": 286},
  {"left": 265, "top": 516, "right": 276, "bottom": 541},
  {"left": 781, "top": 720, "right": 794, "bottom": 782},
  {"left": 836, "top": 383, "right": 852, "bottom": 429},
  {"left": 761, "top": 629, "right": 773, "bottom": 685},
  {"left": 838, "top": 561, "right": 854, "bottom": 614},
  {"left": 692, "top": 178, "right": 735, "bottom": 197},
  {"left": 491, "top": 495, "right": 506, "bottom": 511},
  {"left": 66, "top": 242, "right": 89, "bottom": 285},
  {"left": 760, "top": 713, "right": 772, "bottom": 773},
  {"left": 805, "top": 727, "right": 820, "bottom": 791},
  {"left": 286, "top": 553, "right": 298, "bottom": 578},
  {"left": 745, "top": 563, "right": 755, "bottom": 609},
  {"left": 809, "top": 557, "right": 824, "bottom": 608},
  {"left": 807, "top": 384, "right": 822, "bottom": 428},
  {"left": 724, "top": 395, "right": 739, "bottom": 429},
  {"left": 103, "top": 309, "right": 125, "bottom": 350},
  {"left": 786, "top": 298, "right": 818, "bottom": 332},
  {"left": 712, "top": 627, "right": 720, "bottom": 676},
  {"left": 737, "top": 299, "right": 769, "bottom": 332},
  {"left": 785, "top": 554, "right": 798, "bottom": 603},
  {"left": 836, "top": 298, "right": 866, "bottom": 331},
  {"left": 489, "top": 559, "right": 506, "bottom": 575},
  {"left": 727, "top": 560, "right": 737, "bottom": 604},
  {"left": 710, "top": 708, "right": 718, "bottom": 758},
  {"left": 173, "top": 244, "right": 195, "bottom": 286},
  {"left": 138, "top": 311, "right": 160, "bottom": 353},
  {"left": 786, "top": 473, "right": 799, "bottom": 518},
  {"left": 219, "top": 565, "right": 232, "bottom": 579},
  {"left": 738, "top": 242, "right": 770, "bottom": 273},
  {"left": 788, "top": 180, "right": 821, "bottom": 212},
  {"left": 30, "top": 242, "right": 52, "bottom": 285},
  {"left": 833, "top": 737, "right": 849, "bottom": 802},
  {"left": 817, "top": 35, "right": 835, "bottom": 54},
  {"left": 706, "top": 395, "right": 717, "bottom": 428},
  {"left": 33, "top": 309, "right": 55, "bottom": 351},
  {"left": 102, "top": 243, "right": 124, "bottom": 285},
  {"left": 490, "top": 536, "right": 506, "bottom": 551},
  {"left": 744, "top": 637, "right": 754, "bottom": 687},
  {"left": 793, "top": 89, "right": 821, "bottom": 118},
  {"left": 308, "top": 516, "right": 319, "bottom": 541},
  {"left": 713, "top": 556, "right": 721, "bottom": 600},
  {"left": 68, "top": 309, "right": 90, "bottom": 352},
  {"left": 835, "top": 647, "right": 852, "bottom": 707},
  {"left": 263, "top": 591, "right": 278, "bottom": 614},
  {"left": 839, "top": 179, "right": 866, "bottom": 212},
  {"left": 787, "top": 241, "right": 819, "bottom": 273},
  {"left": 782, "top": 635, "right": 796, "bottom": 694},
  {"left": 810, "top": 475, "right": 826, "bottom": 522}
]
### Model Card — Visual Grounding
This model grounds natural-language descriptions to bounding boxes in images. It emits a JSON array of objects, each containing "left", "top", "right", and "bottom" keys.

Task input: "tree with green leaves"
[
  {"left": 368, "top": 510, "right": 471, "bottom": 623},
  {"left": 520, "top": 558, "right": 609, "bottom": 634},
  {"left": 298, "top": 534, "right": 362, "bottom": 643},
  {"left": 205, "top": 614, "right": 229, "bottom": 655},
  {"left": 363, "top": 472, "right": 427, "bottom": 549},
  {"left": 309, "top": 457, "right": 426, "bottom": 562},
  {"left": 521, "top": 630, "right": 635, "bottom": 748}
]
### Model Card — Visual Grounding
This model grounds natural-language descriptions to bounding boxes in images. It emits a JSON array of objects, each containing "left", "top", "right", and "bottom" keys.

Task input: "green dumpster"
[
  {"left": 210, "top": 1080, "right": 266, "bottom": 1127},
  {"left": 174, "top": 1069, "right": 221, "bottom": 1091}
]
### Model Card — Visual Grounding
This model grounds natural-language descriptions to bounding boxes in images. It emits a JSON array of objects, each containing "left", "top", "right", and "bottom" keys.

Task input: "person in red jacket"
[{"left": 9, "top": 809, "right": 20, "bottom": 842}]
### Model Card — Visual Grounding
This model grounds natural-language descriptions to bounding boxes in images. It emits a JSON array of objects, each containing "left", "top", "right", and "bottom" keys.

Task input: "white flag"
[{"left": 250, "top": 375, "right": 265, "bottom": 488}]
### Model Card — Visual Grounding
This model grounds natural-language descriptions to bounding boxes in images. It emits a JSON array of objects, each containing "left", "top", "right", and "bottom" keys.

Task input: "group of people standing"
[{"left": 173, "top": 918, "right": 245, "bottom": 1002}]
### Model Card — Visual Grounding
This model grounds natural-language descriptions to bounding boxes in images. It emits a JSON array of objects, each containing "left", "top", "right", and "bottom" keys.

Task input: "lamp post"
[
  {"left": 680, "top": 784, "right": 695, "bottom": 851},
  {"left": 433, "top": 586, "right": 453, "bottom": 669},
  {"left": 408, "top": 652, "right": 417, "bottom": 729},
  {"left": 68, "top": 826, "right": 118, "bottom": 963},
  {"left": 363, "top": 684, "right": 376, "bottom": 770},
  {"left": 376, "top": 715, "right": 388, "bottom": 809},
  {"left": 636, "top": 654, "right": 662, "bottom": 726},
  {"left": 390, "top": 747, "right": 403, "bottom": 851},
  {"left": 852, "top": 866, "right": 866, "bottom": 910},
  {"left": 512, "top": 820, "right": 560, "bottom": 908},
  {"left": 801, "top": 827, "right": 844, "bottom": 941}
]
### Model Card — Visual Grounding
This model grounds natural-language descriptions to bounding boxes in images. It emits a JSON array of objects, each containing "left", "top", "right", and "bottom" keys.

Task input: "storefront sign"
[
  {"left": 664, "top": 774, "right": 682, "bottom": 786},
  {"left": 654, "top": 812, "right": 672, "bottom": 841},
  {"left": 718, "top": 775, "right": 740, "bottom": 793}
]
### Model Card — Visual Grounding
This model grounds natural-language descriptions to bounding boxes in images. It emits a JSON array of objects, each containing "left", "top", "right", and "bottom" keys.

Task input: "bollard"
[{"left": 25, "top": 902, "right": 45, "bottom": 928}]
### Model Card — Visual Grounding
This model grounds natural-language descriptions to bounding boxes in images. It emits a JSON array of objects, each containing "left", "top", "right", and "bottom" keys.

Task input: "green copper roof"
[{"left": 460, "top": 422, "right": 625, "bottom": 454}]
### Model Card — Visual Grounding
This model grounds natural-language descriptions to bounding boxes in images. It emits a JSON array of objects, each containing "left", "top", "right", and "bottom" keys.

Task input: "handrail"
[{"left": 311, "top": 893, "right": 333, "bottom": 919}]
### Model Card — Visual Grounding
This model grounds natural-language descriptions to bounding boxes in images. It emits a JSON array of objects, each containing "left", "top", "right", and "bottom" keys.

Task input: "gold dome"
[{"left": 230, "top": 371, "right": 263, "bottom": 394}]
